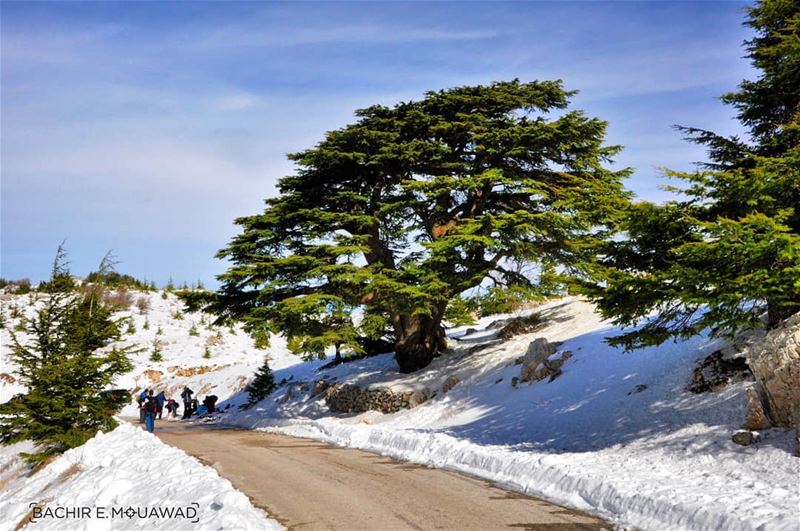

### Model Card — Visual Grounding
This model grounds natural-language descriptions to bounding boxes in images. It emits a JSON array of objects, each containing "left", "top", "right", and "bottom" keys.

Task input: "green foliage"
[
  {"left": 171, "top": 310, "right": 184, "bottom": 320},
  {"left": 156, "top": 324, "right": 163, "bottom": 336},
  {"left": 37, "top": 243, "right": 75, "bottom": 294},
  {"left": 203, "top": 346, "right": 211, "bottom": 359},
  {"left": 585, "top": 0, "right": 800, "bottom": 349},
  {"left": 0, "top": 258, "right": 133, "bottom": 464},
  {"left": 125, "top": 318, "right": 136, "bottom": 335},
  {"left": 206, "top": 80, "right": 631, "bottom": 371},
  {"left": 161, "top": 291, "right": 168, "bottom": 300},
  {"left": 242, "top": 358, "right": 275, "bottom": 409},
  {"left": 251, "top": 326, "right": 270, "bottom": 349},
  {"left": 12, "top": 279, "right": 32, "bottom": 295},
  {"left": 188, "top": 322, "right": 199, "bottom": 336},
  {"left": 150, "top": 339, "right": 164, "bottom": 362},
  {"left": 84, "top": 251, "right": 152, "bottom": 291},
  {"left": 143, "top": 318, "right": 150, "bottom": 330},
  {"left": 444, "top": 296, "right": 477, "bottom": 327}
]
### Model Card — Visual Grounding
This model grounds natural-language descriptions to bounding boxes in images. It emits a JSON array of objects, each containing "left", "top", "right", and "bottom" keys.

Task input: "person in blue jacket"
[{"left": 155, "top": 390, "right": 166, "bottom": 419}]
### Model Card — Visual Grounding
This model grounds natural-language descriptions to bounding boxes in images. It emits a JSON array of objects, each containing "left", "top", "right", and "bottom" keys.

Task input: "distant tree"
[
  {"left": 37, "top": 242, "right": 75, "bottom": 294},
  {"left": 0, "top": 250, "right": 133, "bottom": 465},
  {"left": 242, "top": 358, "right": 276, "bottom": 409},
  {"left": 584, "top": 0, "right": 800, "bottom": 349},
  {"left": 203, "top": 80, "right": 631, "bottom": 371}
]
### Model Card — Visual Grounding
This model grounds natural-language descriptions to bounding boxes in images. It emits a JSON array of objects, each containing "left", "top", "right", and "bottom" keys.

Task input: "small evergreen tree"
[
  {"left": 188, "top": 322, "right": 199, "bottom": 336},
  {"left": 242, "top": 358, "right": 275, "bottom": 409},
  {"left": 143, "top": 317, "right": 150, "bottom": 330},
  {"left": 203, "top": 345, "right": 211, "bottom": 359},
  {"left": 0, "top": 250, "right": 133, "bottom": 465},
  {"left": 150, "top": 339, "right": 164, "bottom": 362}
]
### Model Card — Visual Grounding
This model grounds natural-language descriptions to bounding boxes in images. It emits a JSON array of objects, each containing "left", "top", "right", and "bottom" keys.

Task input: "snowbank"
[
  {"left": 0, "top": 423, "right": 282, "bottom": 530},
  {"left": 227, "top": 298, "right": 800, "bottom": 531}
]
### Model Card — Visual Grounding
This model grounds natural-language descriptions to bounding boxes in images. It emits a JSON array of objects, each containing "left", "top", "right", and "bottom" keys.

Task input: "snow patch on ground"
[
  {"left": 227, "top": 298, "right": 800, "bottom": 531},
  {"left": 0, "top": 423, "right": 281, "bottom": 530}
]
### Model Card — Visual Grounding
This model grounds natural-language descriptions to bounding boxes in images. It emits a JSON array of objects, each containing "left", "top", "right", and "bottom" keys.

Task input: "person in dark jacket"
[
  {"left": 138, "top": 389, "right": 149, "bottom": 423},
  {"left": 165, "top": 397, "right": 179, "bottom": 418},
  {"left": 155, "top": 391, "right": 166, "bottom": 420},
  {"left": 181, "top": 386, "right": 193, "bottom": 419},
  {"left": 203, "top": 395, "right": 218, "bottom": 414},
  {"left": 143, "top": 390, "right": 157, "bottom": 433}
]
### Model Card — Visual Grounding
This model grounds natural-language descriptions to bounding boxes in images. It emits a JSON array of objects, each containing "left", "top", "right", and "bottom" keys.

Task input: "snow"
[
  {"left": 2, "top": 290, "right": 799, "bottom": 530},
  {"left": 0, "top": 423, "right": 281, "bottom": 530},
  {"left": 225, "top": 298, "right": 800, "bottom": 531}
]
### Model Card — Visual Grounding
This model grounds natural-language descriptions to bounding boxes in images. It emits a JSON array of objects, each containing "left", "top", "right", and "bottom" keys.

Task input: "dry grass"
[
  {"left": 42, "top": 463, "right": 82, "bottom": 492},
  {"left": 14, "top": 498, "right": 50, "bottom": 531}
]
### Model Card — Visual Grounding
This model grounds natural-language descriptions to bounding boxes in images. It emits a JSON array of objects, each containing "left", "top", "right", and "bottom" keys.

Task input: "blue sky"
[{"left": 1, "top": 1, "right": 752, "bottom": 287}]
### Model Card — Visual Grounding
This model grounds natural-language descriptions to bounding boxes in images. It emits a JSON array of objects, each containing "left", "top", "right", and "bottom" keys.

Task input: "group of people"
[{"left": 137, "top": 386, "right": 219, "bottom": 433}]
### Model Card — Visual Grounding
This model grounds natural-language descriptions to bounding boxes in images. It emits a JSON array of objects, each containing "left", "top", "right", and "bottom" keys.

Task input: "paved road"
[{"left": 154, "top": 422, "right": 608, "bottom": 531}]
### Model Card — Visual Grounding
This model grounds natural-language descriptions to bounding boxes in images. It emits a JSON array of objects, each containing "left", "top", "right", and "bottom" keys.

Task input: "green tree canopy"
[
  {"left": 585, "top": 0, "right": 800, "bottom": 349},
  {"left": 1, "top": 249, "right": 133, "bottom": 465},
  {"left": 208, "top": 80, "right": 631, "bottom": 371}
]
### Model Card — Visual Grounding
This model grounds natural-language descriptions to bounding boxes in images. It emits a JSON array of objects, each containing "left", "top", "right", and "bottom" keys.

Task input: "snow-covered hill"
[
  {"left": 223, "top": 298, "right": 799, "bottom": 531},
  {"left": 0, "top": 424, "right": 280, "bottom": 530},
  {"left": 0, "top": 289, "right": 277, "bottom": 413},
  {"left": 1, "top": 291, "right": 798, "bottom": 530}
]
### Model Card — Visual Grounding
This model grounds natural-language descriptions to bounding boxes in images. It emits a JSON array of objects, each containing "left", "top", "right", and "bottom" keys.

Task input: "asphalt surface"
[{"left": 153, "top": 421, "right": 609, "bottom": 531}]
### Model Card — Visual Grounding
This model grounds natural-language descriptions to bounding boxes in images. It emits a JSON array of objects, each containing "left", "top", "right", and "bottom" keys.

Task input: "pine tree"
[
  {"left": 0, "top": 250, "right": 133, "bottom": 465},
  {"left": 585, "top": 0, "right": 800, "bottom": 349},
  {"left": 205, "top": 80, "right": 631, "bottom": 371},
  {"left": 242, "top": 358, "right": 275, "bottom": 409}
]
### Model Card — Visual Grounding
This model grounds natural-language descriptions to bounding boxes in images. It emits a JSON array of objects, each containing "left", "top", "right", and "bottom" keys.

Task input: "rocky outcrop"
[
  {"left": 497, "top": 314, "right": 543, "bottom": 340},
  {"left": 743, "top": 313, "right": 800, "bottom": 454},
  {"left": 441, "top": 375, "right": 460, "bottom": 393},
  {"left": 688, "top": 351, "right": 750, "bottom": 394},
  {"left": 517, "top": 338, "right": 555, "bottom": 382},
  {"left": 325, "top": 384, "right": 427, "bottom": 414}
]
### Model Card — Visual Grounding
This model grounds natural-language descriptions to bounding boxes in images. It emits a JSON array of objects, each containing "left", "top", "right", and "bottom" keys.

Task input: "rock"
[
  {"left": 519, "top": 338, "right": 558, "bottom": 382},
  {"left": 408, "top": 390, "right": 428, "bottom": 408},
  {"left": 441, "top": 375, "right": 460, "bottom": 393},
  {"left": 486, "top": 318, "right": 508, "bottom": 329},
  {"left": 497, "top": 314, "right": 543, "bottom": 340},
  {"left": 731, "top": 430, "right": 761, "bottom": 446},
  {"left": 688, "top": 351, "right": 751, "bottom": 393},
  {"left": 627, "top": 384, "right": 648, "bottom": 395},
  {"left": 745, "top": 313, "right": 800, "bottom": 429},
  {"left": 494, "top": 378, "right": 503, "bottom": 384},
  {"left": 464, "top": 328, "right": 478, "bottom": 336},
  {"left": 743, "top": 386, "right": 771, "bottom": 430},
  {"left": 511, "top": 376, "right": 519, "bottom": 388},
  {"left": 311, "top": 379, "right": 331, "bottom": 398}
]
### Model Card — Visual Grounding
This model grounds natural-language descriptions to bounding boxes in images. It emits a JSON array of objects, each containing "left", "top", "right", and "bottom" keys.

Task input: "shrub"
[
  {"left": 188, "top": 323, "right": 199, "bottom": 336},
  {"left": 242, "top": 358, "right": 275, "bottom": 409},
  {"left": 203, "top": 346, "right": 211, "bottom": 359},
  {"left": 135, "top": 296, "right": 150, "bottom": 314},
  {"left": 102, "top": 287, "right": 133, "bottom": 311}
]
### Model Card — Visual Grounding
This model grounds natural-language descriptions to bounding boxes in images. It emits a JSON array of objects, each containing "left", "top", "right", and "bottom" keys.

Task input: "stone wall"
[{"left": 325, "top": 384, "right": 427, "bottom": 414}]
